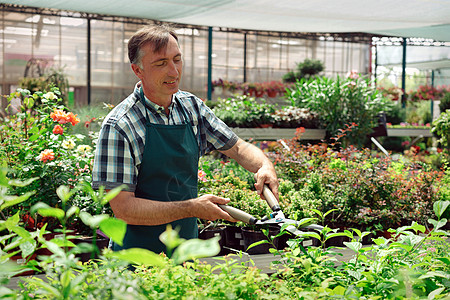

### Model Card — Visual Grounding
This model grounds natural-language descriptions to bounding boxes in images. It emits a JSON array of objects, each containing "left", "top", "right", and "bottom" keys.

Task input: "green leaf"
[
  {"left": 79, "top": 212, "right": 108, "bottom": 229},
  {"left": 159, "top": 226, "right": 185, "bottom": 251},
  {"left": 173, "top": 237, "right": 221, "bottom": 265},
  {"left": 28, "top": 134, "right": 40, "bottom": 142},
  {"left": 8, "top": 177, "right": 38, "bottom": 187},
  {"left": 433, "top": 200, "right": 449, "bottom": 219},
  {"left": 44, "top": 240, "right": 65, "bottom": 257},
  {"left": 100, "top": 185, "right": 126, "bottom": 206},
  {"left": 56, "top": 186, "right": 72, "bottom": 204},
  {"left": 60, "top": 270, "right": 72, "bottom": 288},
  {"left": 106, "top": 248, "right": 166, "bottom": 267},
  {"left": 0, "top": 192, "right": 35, "bottom": 211},
  {"left": 436, "top": 257, "right": 450, "bottom": 265},
  {"left": 428, "top": 218, "right": 447, "bottom": 230},
  {"left": 299, "top": 232, "right": 321, "bottom": 240},
  {"left": 343, "top": 241, "right": 362, "bottom": 253},
  {"left": 66, "top": 206, "right": 80, "bottom": 219},
  {"left": 428, "top": 287, "right": 445, "bottom": 300},
  {"left": 31, "top": 203, "right": 65, "bottom": 220},
  {"left": 310, "top": 209, "right": 323, "bottom": 218},
  {"left": 99, "top": 218, "right": 126, "bottom": 246},
  {"left": 323, "top": 209, "right": 339, "bottom": 219},
  {"left": 19, "top": 240, "right": 36, "bottom": 258},
  {"left": 246, "top": 239, "right": 270, "bottom": 251}
]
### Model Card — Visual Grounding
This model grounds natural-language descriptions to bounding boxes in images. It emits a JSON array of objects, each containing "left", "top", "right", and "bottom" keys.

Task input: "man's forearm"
[
  {"left": 109, "top": 191, "right": 235, "bottom": 225},
  {"left": 220, "top": 139, "right": 274, "bottom": 173}
]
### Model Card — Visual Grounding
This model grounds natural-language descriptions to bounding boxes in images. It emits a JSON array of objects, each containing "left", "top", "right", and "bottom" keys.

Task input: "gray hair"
[{"left": 128, "top": 24, "right": 179, "bottom": 69}]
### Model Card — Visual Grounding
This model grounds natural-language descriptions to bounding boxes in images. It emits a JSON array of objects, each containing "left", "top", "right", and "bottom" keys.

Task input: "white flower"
[
  {"left": 62, "top": 139, "right": 76, "bottom": 150},
  {"left": 43, "top": 92, "right": 56, "bottom": 100},
  {"left": 77, "top": 145, "right": 92, "bottom": 154}
]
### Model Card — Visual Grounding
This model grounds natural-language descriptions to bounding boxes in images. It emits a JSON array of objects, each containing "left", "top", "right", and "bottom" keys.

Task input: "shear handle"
[
  {"left": 218, "top": 204, "right": 258, "bottom": 225},
  {"left": 254, "top": 174, "right": 281, "bottom": 212}
]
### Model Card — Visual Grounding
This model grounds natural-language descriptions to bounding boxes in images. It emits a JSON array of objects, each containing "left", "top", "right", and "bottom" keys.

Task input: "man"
[{"left": 92, "top": 24, "right": 278, "bottom": 254}]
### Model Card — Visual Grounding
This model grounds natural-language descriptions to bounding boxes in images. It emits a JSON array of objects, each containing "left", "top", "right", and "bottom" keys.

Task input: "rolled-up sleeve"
[
  {"left": 198, "top": 101, "right": 239, "bottom": 155},
  {"left": 92, "top": 123, "right": 137, "bottom": 192}
]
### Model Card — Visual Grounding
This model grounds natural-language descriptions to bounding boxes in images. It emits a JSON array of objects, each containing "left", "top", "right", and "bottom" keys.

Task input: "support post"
[
  {"left": 243, "top": 32, "right": 247, "bottom": 83},
  {"left": 87, "top": 17, "right": 91, "bottom": 106},
  {"left": 207, "top": 27, "right": 213, "bottom": 100},
  {"left": 401, "top": 38, "right": 407, "bottom": 108}
]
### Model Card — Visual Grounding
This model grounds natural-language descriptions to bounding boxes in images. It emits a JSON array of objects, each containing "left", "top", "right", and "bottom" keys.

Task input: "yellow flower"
[
  {"left": 77, "top": 145, "right": 92, "bottom": 154},
  {"left": 62, "top": 139, "right": 76, "bottom": 150}
]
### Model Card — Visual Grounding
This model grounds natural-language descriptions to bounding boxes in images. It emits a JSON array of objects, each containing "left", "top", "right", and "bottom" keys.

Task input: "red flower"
[
  {"left": 52, "top": 125, "right": 64, "bottom": 135},
  {"left": 50, "top": 109, "right": 70, "bottom": 124},
  {"left": 50, "top": 109, "right": 80, "bottom": 126},
  {"left": 67, "top": 112, "right": 80, "bottom": 126}
]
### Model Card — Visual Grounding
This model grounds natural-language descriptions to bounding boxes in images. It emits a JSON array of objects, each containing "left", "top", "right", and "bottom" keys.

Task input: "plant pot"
[
  {"left": 241, "top": 227, "right": 278, "bottom": 255},
  {"left": 224, "top": 225, "right": 244, "bottom": 252},
  {"left": 258, "top": 124, "right": 273, "bottom": 128},
  {"left": 10, "top": 253, "right": 37, "bottom": 277},
  {"left": 267, "top": 90, "right": 278, "bottom": 98},
  {"left": 255, "top": 90, "right": 264, "bottom": 98},
  {"left": 324, "top": 235, "right": 350, "bottom": 247},
  {"left": 36, "top": 232, "right": 75, "bottom": 257},
  {"left": 198, "top": 225, "right": 228, "bottom": 255},
  {"left": 214, "top": 86, "right": 223, "bottom": 95},
  {"left": 73, "top": 236, "right": 110, "bottom": 262}
]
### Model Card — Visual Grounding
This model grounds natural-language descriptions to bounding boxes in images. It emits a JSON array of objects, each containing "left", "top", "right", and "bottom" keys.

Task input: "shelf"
[
  {"left": 387, "top": 128, "right": 433, "bottom": 137},
  {"left": 231, "top": 128, "right": 326, "bottom": 141}
]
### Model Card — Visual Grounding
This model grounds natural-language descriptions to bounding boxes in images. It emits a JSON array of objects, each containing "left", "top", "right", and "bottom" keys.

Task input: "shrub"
[
  {"left": 439, "top": 92, "right": 450, "bottom": 112},
  {"left": 285, "top": 75, "right": 393, "bottom": 147}
]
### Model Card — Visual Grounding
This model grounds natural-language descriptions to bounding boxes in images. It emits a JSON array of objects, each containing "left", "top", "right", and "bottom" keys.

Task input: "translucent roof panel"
[{"left": 1, "top": 0, "right": 450, "bottom": 41}]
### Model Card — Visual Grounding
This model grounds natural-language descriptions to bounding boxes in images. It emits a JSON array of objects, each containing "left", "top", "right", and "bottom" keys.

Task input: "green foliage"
[
  {"left": 19, "top": 67, "right": 69, "bottom": 107},
  {"left": 286, "top": 75, "right": 393, "bottom": 147},
  {"left": 212, "top": 95, "right": 277, "bottom": 127},
  {"left": 282, "top": 58, "right": 324, "bottom": 83},
  {"left": 272, "top": 131, "right": 444, "bottom": 230},
  {"left": 0, "top": 88, "right": 100, "bottom": 232},
  {"left": 432, "top": 110, "right": 450, "bottom": 152},
  {"left": 439, "top": 92, "right": 450, "bottom": 112},
  {"left": 1, "top": 166, "right": 449, "bottom": 299}
]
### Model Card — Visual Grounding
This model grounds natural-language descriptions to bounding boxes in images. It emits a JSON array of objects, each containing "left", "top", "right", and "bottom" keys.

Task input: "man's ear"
[{"left": 131, "top": 63, "right": 143, "bottom": 79}]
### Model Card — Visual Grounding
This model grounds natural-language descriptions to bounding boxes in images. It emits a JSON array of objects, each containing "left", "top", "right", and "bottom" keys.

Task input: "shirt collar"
[{"left": 135, "top": 82, "right": 177, "bottom": 113}]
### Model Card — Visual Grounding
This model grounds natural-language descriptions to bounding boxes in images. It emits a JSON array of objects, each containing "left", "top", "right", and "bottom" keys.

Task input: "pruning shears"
[{"left": 218, "top": 179, "right": 323, "bottom": 238}]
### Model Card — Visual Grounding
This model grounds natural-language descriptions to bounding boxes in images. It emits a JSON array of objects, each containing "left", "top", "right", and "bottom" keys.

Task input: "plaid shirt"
[{"left": 92, "top": 82, "right": 238, "bottom": 192}]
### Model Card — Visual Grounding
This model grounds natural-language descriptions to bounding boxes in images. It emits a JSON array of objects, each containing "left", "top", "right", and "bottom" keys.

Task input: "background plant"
[
  {"left": 282, "top": 58, "right": 324, "bottom": 83},
  {"left": 432, "top": 109, "right": 450, "bottom": 153},
  {"left": 285, "top": 75, "right": 393, "bottom": 147}
]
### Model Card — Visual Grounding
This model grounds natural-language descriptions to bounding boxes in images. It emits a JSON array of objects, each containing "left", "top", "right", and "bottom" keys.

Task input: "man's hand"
[
  {"left": 254, "top": 166, "right": 279, "bottom": 201},
  {"left": 189, "top": 194, "right": 237, "bottom": 222},
  {"left": 220, "top": 138, "right": 279, "bottom": 201}
]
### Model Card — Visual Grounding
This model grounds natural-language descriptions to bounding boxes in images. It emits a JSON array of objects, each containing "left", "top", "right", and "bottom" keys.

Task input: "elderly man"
[{"left": 92, "top": 24, "right": 278, "bottom": 254}]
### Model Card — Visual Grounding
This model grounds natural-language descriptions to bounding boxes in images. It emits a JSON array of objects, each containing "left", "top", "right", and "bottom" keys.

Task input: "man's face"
[{"left": 132, "top": 35, "right": 183, "bottom": 104}]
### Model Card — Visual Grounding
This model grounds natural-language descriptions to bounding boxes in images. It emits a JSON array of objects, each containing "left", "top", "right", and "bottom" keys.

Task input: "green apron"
[{"left": 113, "top": 89, "right": 199, "bottom": 254}]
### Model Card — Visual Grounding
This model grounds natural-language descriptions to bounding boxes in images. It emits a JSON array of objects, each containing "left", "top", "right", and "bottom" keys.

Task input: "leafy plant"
[
  {"left": 432, "top": 110, "right": 450, "bottom": 153},
  {"left": 439, "top": 92, "right": 450, "bottom": 112},
  {"left": 286, "top": 75, "right": 392, "bottom": 147},
  {"left": 282, "top": 58, "right": 324, "bottom": 83},
  {"left": 212, "top": 95, "right": 277, "bottom": 127}
]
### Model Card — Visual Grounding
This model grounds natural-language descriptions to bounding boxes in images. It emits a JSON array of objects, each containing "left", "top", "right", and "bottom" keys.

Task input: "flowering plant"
[
  {"left": 408, "top": 85, "right": 450, "bottom": 102},
  {"left": 0, "top": 88, "right": 95, "bottom": 231}
]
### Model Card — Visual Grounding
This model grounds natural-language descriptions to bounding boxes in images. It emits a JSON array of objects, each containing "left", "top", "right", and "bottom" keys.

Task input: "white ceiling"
[{"left": 2, "top": 0, "right": 450, "bottom": 42}]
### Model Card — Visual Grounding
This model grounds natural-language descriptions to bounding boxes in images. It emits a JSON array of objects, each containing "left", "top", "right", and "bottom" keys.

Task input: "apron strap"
[{"left": 139, "top": 87, "right": 191, "bottom": 126}]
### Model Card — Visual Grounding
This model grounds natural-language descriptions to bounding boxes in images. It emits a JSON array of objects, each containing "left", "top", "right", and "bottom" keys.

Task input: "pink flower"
[{"left": 198, "top": 170, "right": 207, "bottom": 182}]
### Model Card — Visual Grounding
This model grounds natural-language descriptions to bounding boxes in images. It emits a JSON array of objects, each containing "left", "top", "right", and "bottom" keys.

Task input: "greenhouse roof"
[{"left": 2, "top": 0, "right": 450, "bottom": 42}]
